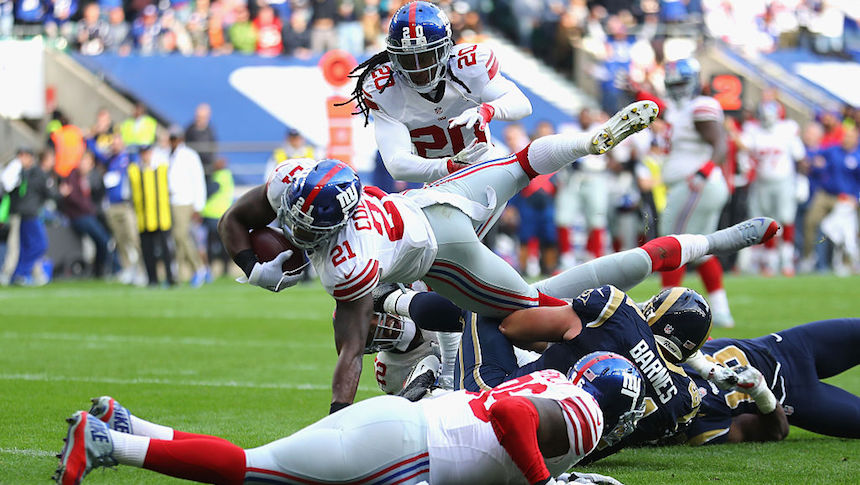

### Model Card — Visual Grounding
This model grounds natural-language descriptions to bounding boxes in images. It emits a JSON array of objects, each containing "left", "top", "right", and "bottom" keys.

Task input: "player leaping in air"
[{"left": 55, "top": 352, "right": 643, "bottom": 485}]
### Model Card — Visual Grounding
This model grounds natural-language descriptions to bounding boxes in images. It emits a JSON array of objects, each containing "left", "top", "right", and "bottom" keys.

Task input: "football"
[{"left": 249, "top": 227, "right": 307, "bottom": 273}]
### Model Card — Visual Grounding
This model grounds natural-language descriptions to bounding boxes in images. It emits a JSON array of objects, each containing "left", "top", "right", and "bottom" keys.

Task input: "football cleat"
[
  {"left": 88, "top": 396, "right": 134, "bottom": 435},
  {"left": 54, "top": 411, "right": 116, "bottom": 485},
  {"left": 590, "top": 101, "right": 659, "bottom": 155},
  {"left": 712, "top": 311, "right": 735, "bottom": 329},
  {"left": 705, "top": 217, "right": 780, "bottom": 255}
]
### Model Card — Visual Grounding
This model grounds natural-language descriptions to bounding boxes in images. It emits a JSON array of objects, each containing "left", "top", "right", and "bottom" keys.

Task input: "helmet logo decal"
[
  {"left": 683, "top": 340, "right": 697, "bottom": 350},
  {"left": 401, "top": 25, "right": 427, "bottom": 46},
  {"left": 335, "top": 184, "right": 360, "bottom": 211},
  {"left": 663, "top": 324, "right": 674, "bottom": 335},
  {"left": 620, "top": 373, "right": 642, "bottom": 401}
]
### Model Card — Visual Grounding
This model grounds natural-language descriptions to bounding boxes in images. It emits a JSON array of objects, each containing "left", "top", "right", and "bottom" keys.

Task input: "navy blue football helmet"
[
  {"left": 642, "top": 287, "right": 713, "bottom": 364},
  {"left": 278, "top": 160, "right": 362, "bottom": 250},
  {"left": 387, "top": 1, "right": 453, "bottom": 93},
  {"left": 569, "top": 351, "right": 646, "bottom": 447},
  {"left": 664, "top": 58, "right": 701, "bottom": 102}
]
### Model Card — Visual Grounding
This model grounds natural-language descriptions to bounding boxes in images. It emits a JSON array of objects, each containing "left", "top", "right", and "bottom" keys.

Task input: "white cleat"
[
  {"left": 712, "top": 311, "right": 735, "bottom": 329},
  {"left": 88, "top": 396, "right": 134, "bottom": 434},
  {"left": 53, "top": 411, "right": 116, "bottom": 485},
  {"left": 590, "top": 101, "right": 659, "bottom": 155},
  {"left": 706, "top": 217, "right": 781, "bottom": 254}
]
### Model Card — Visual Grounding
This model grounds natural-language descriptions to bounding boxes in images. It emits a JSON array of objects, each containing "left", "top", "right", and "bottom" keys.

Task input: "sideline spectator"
[
  {"left": 86, "top": 108, "right": 115, "bottom": 165},
  {"left": 11, "top": 151, "right": 57, "bottom": 286},
  {"left": 131, "top": 4, "right": 162, "bottom": 55},
  {"left": 310, "top": 0, "right": 338, "bottom": 53},
  {"left": 186, "top": 0, "right": 211, "bottom": 55},
  {"left": 44, "top": 0, "right": 78, "bottom": 41},
  {"left": 200, "top": 157, "right": 234, "bottom": 278},
  {"left": 128, "top": 144, "right": 175, "bottom": 287},
  {"left": 264, "top": 128, "right": 315, "bottom": 177},
  {"left": 48, "top": 112, "right": 85, "bottom": 178},
  {"left": 120, "top": 101, "right": 157, "bottom": 149},
  {"left": 166, "top": 126, "right": 208, "bottom": 286},
  {"left": 0, "top": 148, "right": 32, "bottom": 286},
  {"left": 337, "top": 1, "right": 363, "bottom": 56},
  {"left": 185, "top": 103, "right": 217, "bottom": 174},
  {"left": 254, "top": 5, "right": 283, "bottom": 56},
  {"left": 283, "top": 10, "right": 312, "bottom": 57},
  {"left": 104, "top": 136, "right": 144, "bottom": 285},
  {"left": 58, "top": 151, "right": 111, "bottom": 277}
]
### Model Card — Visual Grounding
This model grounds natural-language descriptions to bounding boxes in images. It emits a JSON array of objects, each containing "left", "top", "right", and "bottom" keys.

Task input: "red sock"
[
  {"left": 515, "top": 143, "right": 538, "bottom": 179},
  {"left": 538, "top": 292, "right": 568, "bottom": 307},
  {"left": 527, "top": 238, "right": 540, "bottom": 257},
  {"left": 612, "top": 237, "right": 621, "bottom": 253},
  {"left": 557, "top": 227, "right": 570, "bottom": 254},
  {"left": 661, "top": 265, "right": 686, "bottom": 287},
  {"left": 586, "top": 228, "right": 604, "bottom": 258},
  {"left": 173, "top": 430, "right": 235, "bottom": 443},
  {"left": 144, "top": 438, "right": 246, "bottom": 485},
  {"left": 782, "top": 224, "right": 795, "bottom": 244},
  {"left": 641, "top": 236, "right": 683, "bottom": 271},
  {"left": 697, "top": 256, "right": 724, "bottom": 293}
]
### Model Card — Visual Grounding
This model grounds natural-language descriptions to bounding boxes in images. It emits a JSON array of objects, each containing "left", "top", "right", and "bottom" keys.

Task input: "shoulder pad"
[
  {"left": 449, "top": 43, "right": 500, "bottom": 84},
  {"left": 361, "top": 62, "right": 398, "bottom": 112}
]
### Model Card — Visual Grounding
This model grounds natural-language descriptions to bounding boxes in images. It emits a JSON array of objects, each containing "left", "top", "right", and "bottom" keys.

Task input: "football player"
[
  {"left": 345, "top": 1, "right": 532, "bottom": 184},
  {"left": 219, "top": 99, "right": 668, "bottom": 413},
  {"left": 658, "top": 58, "right": 735, "bottom": 327},
  {"left": 736, "top": 101, "right": 805, "bottom": 276},
  {"left": 54, "top": 353, "right": 643, "bottom": 485},
  {"left": 679, "top": 318, "right": 860, "bottom": 445}
]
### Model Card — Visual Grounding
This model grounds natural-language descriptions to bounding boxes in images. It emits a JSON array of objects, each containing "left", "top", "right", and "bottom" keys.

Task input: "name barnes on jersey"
[{"left": 630, "top": 340, "right": 677, "bottom": 404}]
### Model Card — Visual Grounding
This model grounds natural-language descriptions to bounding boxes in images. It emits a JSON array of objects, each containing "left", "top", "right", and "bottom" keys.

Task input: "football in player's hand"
[{"left": 249, "top": 227, "right": 307, "bottom": 273}]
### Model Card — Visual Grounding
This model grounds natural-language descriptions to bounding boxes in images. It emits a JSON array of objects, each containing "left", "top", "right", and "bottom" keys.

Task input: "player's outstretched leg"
[
  {"left": 54, "top": 411, "right": 117, "bottom": 485},
  {"left": 90, "top": 396, "right": 173, "bottom": 440},
  {"left": 705, "top": 217, "right": 780, "bottom": 255}
]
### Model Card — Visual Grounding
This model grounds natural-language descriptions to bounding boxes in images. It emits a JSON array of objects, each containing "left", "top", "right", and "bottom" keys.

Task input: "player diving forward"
[
  {"left": 220, "top": 99, "right": 665, "bottom": 413},
  {"left": 346, "top": 1, "right": 532, "bottom": 183},
  {"left": 55, "top": 353, "right": 645, "bottom": 485},
  {"left": 679, "top": 318, "right": 860, "bottom": 445}
]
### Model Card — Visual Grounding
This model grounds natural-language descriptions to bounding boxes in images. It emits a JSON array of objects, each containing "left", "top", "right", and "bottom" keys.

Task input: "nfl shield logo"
[
  {"left": 435, "top": 107, "right": 443, "bottom": 115},
  {"left": 664, "top": 324, "right": 674, "bottom": 334}
]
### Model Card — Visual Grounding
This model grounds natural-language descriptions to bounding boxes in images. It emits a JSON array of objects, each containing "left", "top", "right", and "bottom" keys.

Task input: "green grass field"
[{"left": 0, "top": 275, "right": 858, "bottom": 484}]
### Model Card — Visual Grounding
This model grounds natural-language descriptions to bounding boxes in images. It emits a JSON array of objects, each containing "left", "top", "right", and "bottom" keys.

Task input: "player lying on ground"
[
  {"left": 219, "top": 100, "right": 664, "bottom": 413},
  {"left": 371, "top": 217, "right": 779, "bottom": 389},
  {"left": 678, "top": 318, "right": 860, "bottom": 445},
  {"left": 54, "top": 353, "right": 644, "bottom": 485}
]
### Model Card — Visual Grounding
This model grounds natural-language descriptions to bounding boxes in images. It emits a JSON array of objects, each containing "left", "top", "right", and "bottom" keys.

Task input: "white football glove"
[
  {"left": 557, "top": 472, "right": 624, "bottom": 485},
  {"left": 245, "top": 250, "right": 302, "bottom": 292},
  {"left": 446, "top": 139, "right": 490, "bottom": 173},
  {"left": 448, "top": 103, "right": 495, "bottom": 130},
  {"left": 709, "top": 365, "right": 740, "bottom": 391},
  {"left": 733, "top": 365, "right": 777, "bottom": 413}
]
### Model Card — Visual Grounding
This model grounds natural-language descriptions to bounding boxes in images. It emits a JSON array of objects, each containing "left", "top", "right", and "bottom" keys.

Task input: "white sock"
[
  {"left": 708, "top": 288, "right": 730, "bottom": 315},
  {"left": 109, "top": 429, "right": 150, "bottom": 467},
  {"left": 130, "top": 415, "right": 175, "bottom": 440},
  {"left": 436, "top": 331, "right": 460, "bottom": 385},
  {"left": 673, "top": 234, "right": 710, "bottom": 266},
  {"left": 526, "top": 133, "right": 593, "bottom": 175}
]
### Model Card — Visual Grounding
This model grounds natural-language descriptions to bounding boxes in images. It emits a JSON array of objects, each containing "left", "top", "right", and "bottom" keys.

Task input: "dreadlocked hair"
[{"left": 337, "top": 50, "right": 392, "bottom": 126}]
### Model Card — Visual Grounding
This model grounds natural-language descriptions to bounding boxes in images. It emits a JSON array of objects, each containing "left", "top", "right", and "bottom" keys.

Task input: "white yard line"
[
  {"left": 0, "top": 331, "right": 331, "bottom": 349},
  {"left": 0, "top": 448, "right": 55, "bottom": 457},
  {"left": 0, "top": 373, "right": 377, "bottom": 393}
]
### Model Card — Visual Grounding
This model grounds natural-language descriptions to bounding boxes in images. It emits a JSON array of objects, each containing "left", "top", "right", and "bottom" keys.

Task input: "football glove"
[
  {"left": 684, "top": 350, "right": 738, "bottom": 390},
  {"left": 557, "top": 472, "right": 625, "bottom": 485},
  {"left": 446, "top": 139, "right": 490, "bottom": 173},
  {"left": 246, "top": 250, "right": 302, "bottom": 292},
  {"left": 448, "top": 103, "right": 495, "bottom": 130},
  {"left": 733, "top": 365, "right": 777, "bottom": 414}
]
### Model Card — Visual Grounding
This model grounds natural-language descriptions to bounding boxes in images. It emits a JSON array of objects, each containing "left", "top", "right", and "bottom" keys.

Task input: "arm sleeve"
[
  {"left": 488, "top": 396, "right": 551, "bottom": 485},
  {"left": 481, "top": 75, "right": 532, "bottom": 122},
  {"left": 374, "top": 110, "right": 451, "bottom": 183}
]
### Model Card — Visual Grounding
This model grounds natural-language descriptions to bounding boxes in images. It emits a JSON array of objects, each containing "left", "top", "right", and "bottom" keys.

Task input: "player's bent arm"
[
  {"left": 499, "top": 306, "right": 583, "bottom": 343},
  {"left": 488, "top": 396, "right": 568, "bottom": 485},
  {"left": 725, "top": 406, "right": 789, "bottom": 443},
  {"left": 374, "top": 111, "right": 450, "bottom": 183},
  {"left": 480, "top": 75, "right": 532, "bottom": 121},
  {"left": 218, "top": 184, "right": 277, "bottom": 276},
  {"left": 694, "top": 119, "right": 727, "bottom": 167},
  {"left": 330, "top": 294, "right": 375, "bottom": 411}
]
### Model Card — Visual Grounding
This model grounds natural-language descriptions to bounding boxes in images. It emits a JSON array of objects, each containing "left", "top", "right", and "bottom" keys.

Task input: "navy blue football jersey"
[{"left": 457, "top": 285, "right": 701, "bottom": 451}]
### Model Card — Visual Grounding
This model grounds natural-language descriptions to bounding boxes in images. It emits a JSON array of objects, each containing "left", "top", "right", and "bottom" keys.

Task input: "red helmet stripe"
[
  {"left": 301, "top": 163, "right": 346, "bottom": 212},
  {"left": 408, "top": 2, "right": 417, "bottom": 38}
]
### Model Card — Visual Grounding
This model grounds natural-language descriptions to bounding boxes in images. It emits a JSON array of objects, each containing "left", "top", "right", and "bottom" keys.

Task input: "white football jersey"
[
  {"left": 741, "top": 120, "right": 804, "bottom": 180},
  {"left": 663, "top": 96, "right": 725, "bottom": 184},
  {"left": 310, "top": 189, "right": 437, "bottom": 301},
  {"left": 265, "top": 158, "right": 318, "bottom": 212},
  {"left": 362, "top": 43, "right": 503, "bottom": 160},
  {"left": 420, "top": 369, "right": 604, "bottom": 485}
]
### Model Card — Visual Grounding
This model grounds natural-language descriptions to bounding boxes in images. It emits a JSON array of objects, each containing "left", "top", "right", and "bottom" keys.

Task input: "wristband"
[
  {"left": 478, "top": 103, "right": 496, "bottom": 125},
  {"left": 695, "top": 161, "right": 715, "bottom": 179},
  {"left": 329, "top": 401, "right": 350, "bottom": 414},
  {"left": 751, "top": 386, "right": 777, "bottom": 414},
  {"left": 233, "top": 248, "right": 259, "bottom": 278}
]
